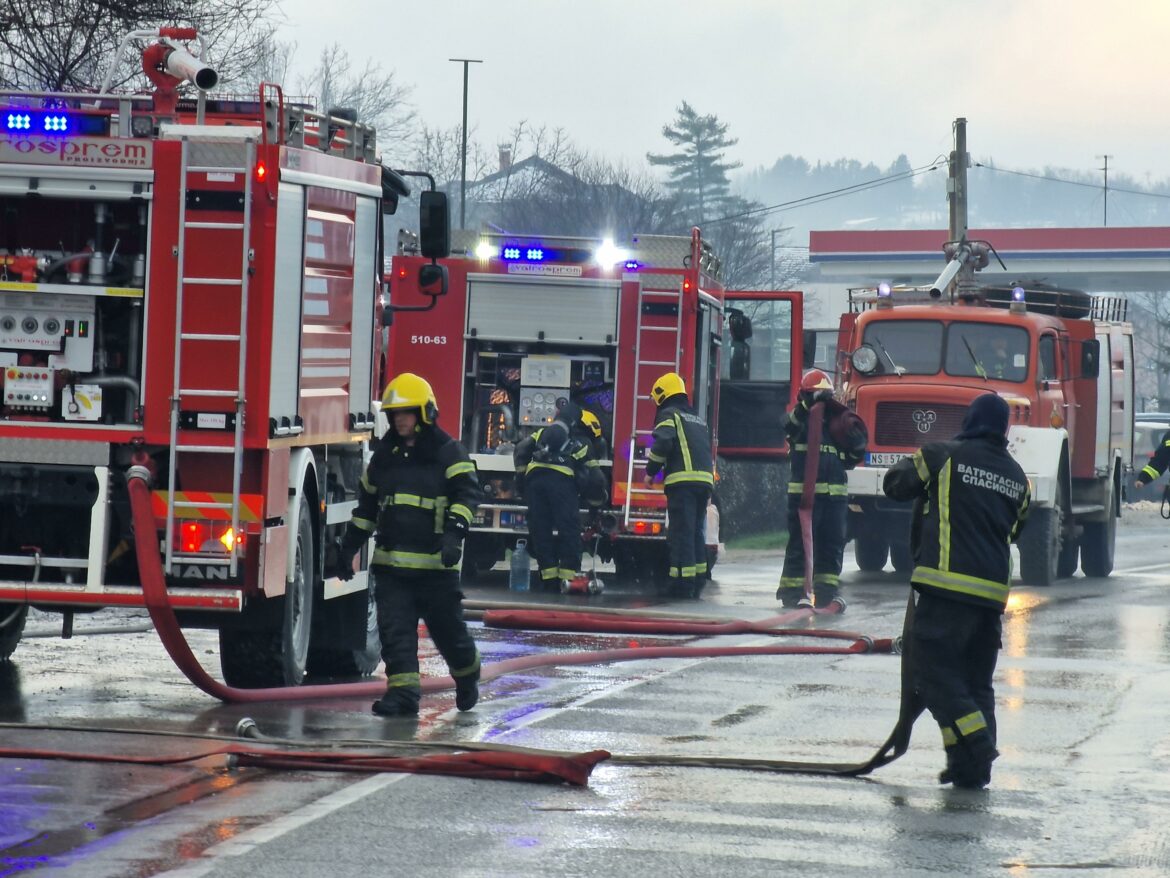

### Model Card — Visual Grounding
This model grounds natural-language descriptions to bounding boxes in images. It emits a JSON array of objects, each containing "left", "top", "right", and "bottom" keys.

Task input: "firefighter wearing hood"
[{"left": 883, "top": 392, "right": 1031, "bottom": 789}]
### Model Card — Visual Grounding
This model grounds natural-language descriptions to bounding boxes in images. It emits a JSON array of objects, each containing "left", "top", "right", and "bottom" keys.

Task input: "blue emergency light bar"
[
  {"left": 3, "top": 110, "right": 109, "bottom": 136},
  {"left": 490, "top": 243, "right": 593, "bottom": 264}
]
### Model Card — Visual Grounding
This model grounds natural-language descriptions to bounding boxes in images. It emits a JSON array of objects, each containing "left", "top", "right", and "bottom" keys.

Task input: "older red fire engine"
[
  {"left": 385, "top": 230, "right": 803, "bottom": 586},
  {"left": 0, "top": 28, "right": 448, "bottom": 684}
]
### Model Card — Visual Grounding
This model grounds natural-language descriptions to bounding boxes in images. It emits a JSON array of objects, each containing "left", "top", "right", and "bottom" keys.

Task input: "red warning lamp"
[
  {"left": 683, "top": 278, "right": 692, "bottom": 293},
  {"left": 255, "top": 161, "right": 267, "bottom": 181}
]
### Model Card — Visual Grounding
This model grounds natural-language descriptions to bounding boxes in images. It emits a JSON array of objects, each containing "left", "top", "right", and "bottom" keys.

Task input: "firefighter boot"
[
  {"left": 776, "top": 586, "right": 804, "bottom": 608},
  {"left": 814, "top": 586, "right": 846, "bottom": 613},
  {"left": 947, "top": 731, "right": 999, "bottom": 789},
  {"left": 454, "top": 669, "right": 480, "bottom": 712},
  {"left": 372, "top": 686, "right": 420, "bottom": 717}
]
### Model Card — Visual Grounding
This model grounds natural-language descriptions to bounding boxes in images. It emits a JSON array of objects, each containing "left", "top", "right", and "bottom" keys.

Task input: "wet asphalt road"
[{"left": 1, "top": 505, "right": 1169, "bottom": 877}]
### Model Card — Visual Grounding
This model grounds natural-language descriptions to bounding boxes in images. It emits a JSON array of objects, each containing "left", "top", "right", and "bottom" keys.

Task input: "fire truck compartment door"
[{"left": 466, "top": 275, "right": 619, "bottom": 345}]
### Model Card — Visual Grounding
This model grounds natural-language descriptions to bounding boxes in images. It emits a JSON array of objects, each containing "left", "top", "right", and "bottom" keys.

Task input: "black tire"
[
  {"left": 1080, "top": 485, "right": 1118, "bottom": 578},
  {"left": 306, "top": 586, "right": 381, "bottom": 677},
  {"left": 854, "top": 531, "right": 889, "bottom": 572},
  {"left": 890, "top": 540, "right": 914, "bottom": 575},
  {"left": 0, "top": 604, "right": 28, "bottom": 661},
  {"left": 1057, "top": 531, "right": 1080, "bottom": 579},
  {"left": 1018, "top": 506, "right": 1061, "bottom": 586},
  {"left": 220, "top": 502, "right": 315, "bottom": 687}
]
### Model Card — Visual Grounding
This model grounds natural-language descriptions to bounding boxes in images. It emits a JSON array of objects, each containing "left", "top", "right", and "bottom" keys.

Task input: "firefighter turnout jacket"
[
  {"left": 883, "top": 435, "right": 1030, "bottom": 610},
  {"left": 1137, "top": 429, "right": 1170, "bottom": 485},
  {"left": 343, "top": 425, "right": 481, "bottom": 572},
  {"left": 785, "top": 396, "right": 866, "bottom": 496},
  {"left": 645, "top": 395, "right": 714, "bottom": 488}
]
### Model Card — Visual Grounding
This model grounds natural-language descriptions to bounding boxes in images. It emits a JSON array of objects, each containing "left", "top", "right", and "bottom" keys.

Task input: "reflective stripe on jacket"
[
  {"left": 883, "top": 434, "right": 1030, "bottom": 610},
  {"left": 645, "top": 397, "right": 714, "bottom": 488}
]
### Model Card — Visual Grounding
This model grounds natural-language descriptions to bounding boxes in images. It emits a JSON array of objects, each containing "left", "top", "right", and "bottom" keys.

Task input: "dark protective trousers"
[
  {"left": 526, "top": 470, "right": 582, "bottom": 582},
  {"left": 779, "top": 493, "right": 847, "bottom": 602},
  {"left": 373, "top": 568, "right": 479, "bottom": 710},
  {"left": 910, "top": 588, "right": 1001, "bottom": 782},
  {"left": 665, "top": 483, "right": 711, "bottom": 586}
]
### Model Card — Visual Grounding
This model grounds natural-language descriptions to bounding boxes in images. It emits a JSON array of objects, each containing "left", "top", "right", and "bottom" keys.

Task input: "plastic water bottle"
[{"left": 509, "top": 540, "right": 530, "bottom": 592}]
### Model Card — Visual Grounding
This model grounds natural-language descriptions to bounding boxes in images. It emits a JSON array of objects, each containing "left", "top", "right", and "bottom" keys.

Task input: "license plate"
[{"left": 866, "top": 452, "right": 910, "bottom": 467}]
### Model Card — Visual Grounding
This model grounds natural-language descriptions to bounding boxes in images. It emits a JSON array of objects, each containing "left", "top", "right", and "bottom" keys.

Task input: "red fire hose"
[{"left": 126, "top": 467, "right": 913, "bottom": 780}]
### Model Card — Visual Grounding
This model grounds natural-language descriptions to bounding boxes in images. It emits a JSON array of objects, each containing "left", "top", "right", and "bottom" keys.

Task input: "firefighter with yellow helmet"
[
  {"left": 643, "top": 372, "right": 714, "bottom": 598},
  {"left": 336, "top": 372, "right": 483, "bottom": 717}
]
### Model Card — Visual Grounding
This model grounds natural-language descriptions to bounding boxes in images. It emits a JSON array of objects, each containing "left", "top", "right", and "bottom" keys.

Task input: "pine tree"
[{"left": 647, "top": 101, "right": 742, "bottom": 224}]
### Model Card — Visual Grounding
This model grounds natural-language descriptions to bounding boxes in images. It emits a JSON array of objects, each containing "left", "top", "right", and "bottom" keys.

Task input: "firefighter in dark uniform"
[
  {"left": 1135, "top": 429, "right": 1170, "bottom": 490},
  {"left": 776, "top": 369, "right": 866, "bottom": 611},
  {"left": 883, "top": 393, "right": 1030, "bottom": 789},
  {"left": 335, "top": 373, "right": 483, "bottom": 717},
  {"left": 514, "top": 401, "right": 605, "bottom": 589},
  {"left": 643, "top": 372, "right": 714, "bottom": 598}
]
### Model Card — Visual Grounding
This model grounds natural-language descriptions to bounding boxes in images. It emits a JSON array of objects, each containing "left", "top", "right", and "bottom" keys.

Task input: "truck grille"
[{"left": 873, "top": 402, "right": 968, "bottom": 447}]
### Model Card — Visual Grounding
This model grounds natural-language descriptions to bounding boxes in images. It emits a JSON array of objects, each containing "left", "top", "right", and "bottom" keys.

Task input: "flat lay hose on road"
[{"left": 125, "top": 467, "right": 919, "bottom": 781}]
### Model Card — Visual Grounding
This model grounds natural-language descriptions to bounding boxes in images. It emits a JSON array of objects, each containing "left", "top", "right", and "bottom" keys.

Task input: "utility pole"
[
  {"left": 1097, "top": 154, "right": 1113, "bottom": 226},
  {"left": 449, "top": 58, "right": 482, "bottom": 230}
]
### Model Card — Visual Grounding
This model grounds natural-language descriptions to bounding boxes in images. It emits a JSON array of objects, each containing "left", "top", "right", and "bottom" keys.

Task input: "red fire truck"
[
  {"left": 839, "top": 278, "right": 1133, "bottom": 585},
  {"left": 385, "top": 230, "right": 804, "bottom": 587},
  {"left": 0, "top": 29, "right": 448, "bottom": 684}
]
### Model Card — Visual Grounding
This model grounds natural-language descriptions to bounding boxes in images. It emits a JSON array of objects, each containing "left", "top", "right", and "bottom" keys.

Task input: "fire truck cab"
[
  {"left": 839, "top": 282, "right": 1133, "bottom": 585},
  {"left": 0, "top": 29, "right": 448, "bottom": 684},
  {"left": 385, "top": 230, "right": 803, "bottom": 588}
]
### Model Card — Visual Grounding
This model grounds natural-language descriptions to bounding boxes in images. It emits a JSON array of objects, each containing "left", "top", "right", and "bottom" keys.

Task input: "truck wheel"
[
  {"left": 0, "top": 604, "right": 27, "bottom": 660},
  {"left": 854, "top": 532, "right": 889, "bottom": 572},
  {"left": 890, "top": 541, "right": 914, "bottom": 575},
  {"left": 1057, "top": 533, "right": 1080, "bottom": 579},
  {"left": 1080, "top": 493, "right": 1118, "bottom": 578},
  {"left": 220, "top": 502, "right": 315, "bottom": 687},
  {"left": 307, "top": 586, "right": 381, "bottom": 677},
  {"left": 1018, "top": 505, "right": 1061, "bottom": 586}
]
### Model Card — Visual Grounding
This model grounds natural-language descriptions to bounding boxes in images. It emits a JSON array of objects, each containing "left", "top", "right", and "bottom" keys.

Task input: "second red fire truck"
[{"left": 385, "top": 230, "right": 804, "bottom": 588}]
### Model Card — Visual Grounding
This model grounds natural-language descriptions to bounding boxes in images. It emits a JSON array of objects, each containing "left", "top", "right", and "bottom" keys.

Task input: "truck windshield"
[
  {"left": 944, "top": 323, "right": 1030, "bottom": 382},
  {"left": 860, "top": 320, "right": 943, "bottom": 374}
]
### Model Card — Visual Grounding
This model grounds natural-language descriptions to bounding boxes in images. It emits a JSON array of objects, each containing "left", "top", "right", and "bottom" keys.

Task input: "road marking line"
[{"left": 153, "top": 773, "right": 410, "bottom": 877}]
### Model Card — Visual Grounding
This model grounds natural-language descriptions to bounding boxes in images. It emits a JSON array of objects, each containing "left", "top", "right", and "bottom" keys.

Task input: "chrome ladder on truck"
[
  {"left": 164, "top": 136, "right": 254, "bottom": 576},
  {"left": 624, "top": 283, "right": 684, "bottom": 527}
]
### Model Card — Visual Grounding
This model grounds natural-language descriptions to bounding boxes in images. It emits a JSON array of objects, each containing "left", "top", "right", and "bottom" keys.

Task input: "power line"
[
  {"left": 974, "top": 162, "right": 1170, "bottom": 200},
  {"left": 704, "top": 161, "right": 944, "bottom": 226}
]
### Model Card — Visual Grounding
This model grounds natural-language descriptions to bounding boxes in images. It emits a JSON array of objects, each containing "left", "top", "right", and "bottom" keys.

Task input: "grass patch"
[{"left": 726, "top": 530, "right": 788, "bottom": 551}]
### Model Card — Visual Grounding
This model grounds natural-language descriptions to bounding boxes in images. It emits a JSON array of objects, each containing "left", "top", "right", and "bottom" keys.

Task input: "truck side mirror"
[
  {"left": 419, "top": 190, "right": 450, "bottom": 259},
  {"left": 418, "top": 263, "right": 448, "bottom": 297},
  {"left": 381, "top": 166, "right": 411, "bottom": 216},
  {"left": 802, "top": 329, "right": 817, "bottom": 368},
  {"left": 1081, "top": 339, "right": 1100, "bottom": 379}
]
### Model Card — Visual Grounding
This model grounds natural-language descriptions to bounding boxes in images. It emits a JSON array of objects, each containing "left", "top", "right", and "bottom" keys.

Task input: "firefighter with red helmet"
[
  {"left": 643, "top": 372, "right": 714, "bottom": 598},
  {"left": 335, "top": 372, "right": 483, "bottom": 717},
  {"left": 776, "top": 369, "right": 867, "bottom": 610}
]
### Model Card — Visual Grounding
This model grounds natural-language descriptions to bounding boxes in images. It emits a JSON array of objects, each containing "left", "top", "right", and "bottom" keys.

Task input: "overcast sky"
[{"left": 276, "top": 0, "right": 1170, "bottom": 184}]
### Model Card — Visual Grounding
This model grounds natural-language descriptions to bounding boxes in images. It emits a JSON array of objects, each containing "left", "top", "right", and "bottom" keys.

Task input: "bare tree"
[
  {"left": 0, "top": 0, "right": 281, "bottom": 91},
  {"left": 299, "top": 43, "right": 415, "bottom": 162},
  {"left": 1128, "top": 290, "right": 1170, "bottom": 410},
  {"left": 412, "top": 123, "right": 491, "bottom": 190}
]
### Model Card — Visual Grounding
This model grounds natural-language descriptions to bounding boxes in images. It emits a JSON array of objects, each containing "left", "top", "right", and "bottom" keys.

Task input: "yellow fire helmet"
[
  {"left": 580, "top": 409, "right": 602, "bottom": 439},
  {"left": 650, "top": 372, "right": 687, "bottom": 406},
  {"left": 381, "top": 372, "right": 438, "bottom": 424}
]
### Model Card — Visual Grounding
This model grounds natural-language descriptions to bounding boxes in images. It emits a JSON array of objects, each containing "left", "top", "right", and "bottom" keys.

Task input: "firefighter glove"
[
  {"left": 440, "top": 532, "right": 463, "bottom": 567},
  {"left": 334, "top": 550, "right": 357, "bottom": 582}
]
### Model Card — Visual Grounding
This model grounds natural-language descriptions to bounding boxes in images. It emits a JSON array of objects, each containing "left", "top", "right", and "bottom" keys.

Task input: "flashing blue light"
[
  {"left": 6, "top": 113, "right": 31, "bottom": 131},
  {"left": 1011, "top": 286, "right": 1026, "bottom": 302},
  {"left": 503, "top": 247, "right": 521, "bottom": 260},
  {"left": 43, "top": 114, "right": 68, "bottom": 132},
  {"left": 624, "top": 260, "right": 640, "bottom": 271},
  {"left": 526, "top": 248, "right": 544, "bottom": 261},
  {"left": 877, "top": 282, "right": 892, "bottom": 297}
]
